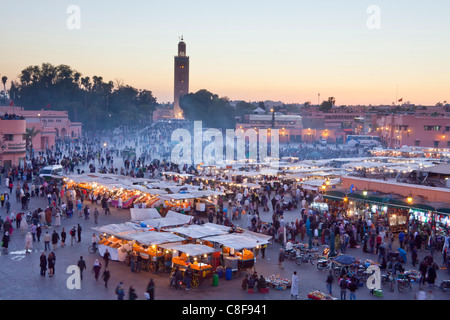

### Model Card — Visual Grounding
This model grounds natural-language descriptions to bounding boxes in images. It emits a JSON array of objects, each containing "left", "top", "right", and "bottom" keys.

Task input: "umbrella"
[
  {"left": 333, "top": 254, "right": 356, "bottom": 265},
  {"left": 397, "top": 248, "right": 407, "bottom": 263}
]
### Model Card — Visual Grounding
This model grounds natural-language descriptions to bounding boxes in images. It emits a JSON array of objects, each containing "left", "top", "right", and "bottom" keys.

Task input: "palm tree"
[
  {"left": 25, "top": 127, "right": 42, "bottom": 157},
  {"left": 1, "top": 76, "right": 7, "bottom": 103}
]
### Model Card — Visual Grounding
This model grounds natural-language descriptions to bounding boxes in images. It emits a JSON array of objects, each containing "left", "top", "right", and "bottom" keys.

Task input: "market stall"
[
  {"left": 124, "top": 230, "right": 186, "bottom": 272},
  {"left": 202, "top": 232, "right": 270, "bottom": 274},
  {"left": 159, "top": 243, "right": 219, "bottom": 287},
  {"left": 93, "top": 222, "right": 149, "bottom": 261}
]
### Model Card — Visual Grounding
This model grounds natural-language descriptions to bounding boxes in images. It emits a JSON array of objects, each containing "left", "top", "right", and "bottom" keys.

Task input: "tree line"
[{"left": 5, "top": 63, "right": 158, "bottom": 131}]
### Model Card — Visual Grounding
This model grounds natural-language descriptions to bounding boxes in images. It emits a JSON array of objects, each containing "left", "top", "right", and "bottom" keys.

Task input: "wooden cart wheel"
[{"left": 192, "top": 274, "right": 200, "bottom": 288}]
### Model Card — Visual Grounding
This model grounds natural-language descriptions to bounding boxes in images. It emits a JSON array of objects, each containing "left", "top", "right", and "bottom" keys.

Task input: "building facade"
[
  {"left": 0, "top": 106, "right": 82, "bottom": 152},
  {"left": 375, "top": 114, "right": 450, "bottom": 149},
  {"left": 174, "top": 37, "right": 189, "bottom": 119},
  {"left": 0, "top": 115, "right": 27, "bottom": 169}
]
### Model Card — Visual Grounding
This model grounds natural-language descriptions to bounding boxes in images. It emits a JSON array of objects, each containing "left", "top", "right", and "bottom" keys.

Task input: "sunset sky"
[{"left": 1, "top": 0, "right": 449, "bottom": 106}]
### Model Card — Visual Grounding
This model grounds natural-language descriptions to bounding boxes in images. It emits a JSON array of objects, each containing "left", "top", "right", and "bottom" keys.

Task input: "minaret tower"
[{"left": 174, "top": 36, "right": 189, "bottom": 119}]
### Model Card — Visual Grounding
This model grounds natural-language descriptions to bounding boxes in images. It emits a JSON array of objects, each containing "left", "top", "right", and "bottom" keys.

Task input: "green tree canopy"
[
  {"left": 11, "top": 63, "right": 158, "bottom": 131},
  {"left": 180, "top": 89, "right": 236, "bottom": 129}
]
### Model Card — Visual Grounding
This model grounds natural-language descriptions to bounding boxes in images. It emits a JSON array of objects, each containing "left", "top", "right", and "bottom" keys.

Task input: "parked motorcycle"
[
  {"left": 296, "top": 252, "right": 315, "bottom": 265},
  {"left": 440, "top": 280, "right": 450, "bottom": 292}
]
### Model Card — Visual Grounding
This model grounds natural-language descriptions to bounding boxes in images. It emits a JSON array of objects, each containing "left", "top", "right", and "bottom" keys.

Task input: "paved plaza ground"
[{"left": 0, "top": 179, "right": 449, "bottom": 301}]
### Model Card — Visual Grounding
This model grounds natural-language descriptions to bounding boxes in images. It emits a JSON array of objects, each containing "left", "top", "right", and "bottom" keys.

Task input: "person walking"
[
  {"left": 94, "top": 207, "right": 99, "bottom": 224},
  {"left": 146, "top": 279, "right": 155, "bottom": 300},
  {"left": 70, "top": 226, "right": 76, "bottom": 246},
  {"left": 348, "top": 276, "right": 358, "bottom": 300},
  {"left": 128, "top": 286, "right": 138, "bottom": 300},
  {"left": 40, "top": 252, "right": 47, "bottom": 277},
  {"left": 77, "top": 256, "right": 87, "bottom": 280},
  {"left": 77, "top": 224, "right": 82, "bottom": 242},
  {"left": 61, "top": 228, "right": 66, "bottom": 247},
  {"left": 184, "top": 266, "right": 192, "bottom": 291},
  {"left": 278, "top": 248, "right": 285, "bottom": 269},
  {"left": 83, "top": 205, "right": 90, "bottom": 220},
  {"left": 93, "top": 259, "right": 102, "bottom": 281},
  {"left": 326, "top": 270, "right": 334, "bottom": 295},
  {"left": 30, "top": 223, "right": 37, "bottom": 242},
  {"left": 54, "top": 210, "right": 61, "bottom": 227},
  {"left": 48, "top": 252, "right": 56, "bottom": 277},
  {"left": 291, "top": 271, "right": 299, "bottom": 299},
  {"left": 427, "top": 263, "right": 437, "bottom": 287},
  {"left": 339, "top": 275, "right": 348, "bottom": 300},
  {"left": 1, "top": 231, "right": 10, "bottom": 251},
  {"left": 115, "top": 281, "right": 125, "bottom": 300},
  {"left": 25, "top": 232, "right": 33, "bottom": 253},
  {"left": 103, "top": 249, "right": 111, "bottom": 269},
  {"left": 51, "top": 230, "right": 60, "bottom": 250},
  {"left": 36, "top": 224, "right": 42, "bottom": 242},
  {"left": 102, "top": 269, "right": 111, "bottom": 288},
  {"left": 43, "top": 231, "right": 51, "bottom": 251},
  {"left": 92, "top": 233, "right": 99, "bottom": 252}
]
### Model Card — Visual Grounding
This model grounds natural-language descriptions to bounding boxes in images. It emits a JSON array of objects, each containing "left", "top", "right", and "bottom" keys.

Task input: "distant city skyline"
[{"left": 1, "top": 0, "right": 449, "bottom": 106}]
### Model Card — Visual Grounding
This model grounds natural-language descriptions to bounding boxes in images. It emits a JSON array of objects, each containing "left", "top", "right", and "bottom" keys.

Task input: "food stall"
[
  {"left": 124, "top": 231, "right": 186, "bottom": 272},
  {"left": 159, "top": 189, "right": 224, "bottom": 214},
  {"left": 159, "top": 243, "right": 219, "bottom": 287},
  {"left": 202, "top": 232, "right": 271, "bottom": 275},
  {"left": 93, "top": 222, "right": 149, "bottom": 261}
]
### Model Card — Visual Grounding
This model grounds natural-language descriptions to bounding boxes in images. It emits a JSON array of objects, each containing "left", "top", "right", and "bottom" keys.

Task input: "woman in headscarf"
[
  {"left": 20, "top": 215, "right": 28, "bottom": 234},
  {"left": 54, "top": 209, "right": 61, "bottom": 227},
  {"left": 2, "top": 231, "right": 10, "bottom": 250},
  {"left": 93, "top": 259, "right": 102, "bottom": 280},
  {"left": 4, "top": 217, "right": 13, "bottom": 235},
  {"left": 25, "top": 232, "right": 33, "bottom": 253},
  {"left": 291, "top": 271, "right": 299, "bottom": 299}
]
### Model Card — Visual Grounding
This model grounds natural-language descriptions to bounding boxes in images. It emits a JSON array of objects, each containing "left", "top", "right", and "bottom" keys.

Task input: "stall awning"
[
  {"left": 135, "top": 211, "right": 193, "bottom": 229},
  {"left": 130, "top": 208, "right": 161, "bottom": 221},
  {"left": 92, "top": 222, "right": 147, "bottom": 237},
  {"left": 124, "top": 231, "right": 185, "bottom": 246},
  {"left": 166, "top": 223, "right": 231, "bottom": 239},
  {"left": 158, "top": 243, "right": 219, "bottom": 256},
  {"left": 203, "top": 233, "right": 269, "bottom": 250}
]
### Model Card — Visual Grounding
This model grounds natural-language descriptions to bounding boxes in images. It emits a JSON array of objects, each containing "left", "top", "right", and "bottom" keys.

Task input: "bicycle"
[{"left": 88, "top": 244, "right": 98, "bottom": 254}]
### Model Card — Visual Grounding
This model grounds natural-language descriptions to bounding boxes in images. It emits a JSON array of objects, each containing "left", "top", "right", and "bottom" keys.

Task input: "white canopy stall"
[{"left": 134, "top": 211, "right": 193, "bottom": 231}]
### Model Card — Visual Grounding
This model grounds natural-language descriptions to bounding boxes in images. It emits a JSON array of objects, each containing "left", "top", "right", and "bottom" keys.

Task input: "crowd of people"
[{"left": 0, "top": 119, "right": 449, "bottom": 301}]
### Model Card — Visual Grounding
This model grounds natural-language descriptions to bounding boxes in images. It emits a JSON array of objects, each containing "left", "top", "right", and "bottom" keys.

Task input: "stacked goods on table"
[
  {"left": 405, "top": 270, "right": 421, "bottom": 281},
  {"left": 163, "top": 200, "right": 191, "bottom": 212},
  {"left": 134, "top": 194, "right": 160, "bottom": 208},
  {"left": 189, "top": 261, "right": 212, "bottom": 271},
  {"left": 265, "top": 274, "right": 291, "bottom": 290},
  {"left": 307, "top": 290, "right": 337, "bottom": 300},
  {"left": 132, "top": 243, "right": 164, "bottom": 258},
  {"left": 99, "top": 237, "right": 121, "bottom": 249},
  {"left": 172, "top": 252, "right": 189, "bottom": 267},
  {"left": 236, "top": 249, "right": 254, "bottom": 260}
]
